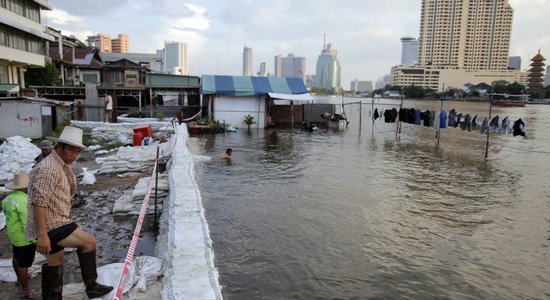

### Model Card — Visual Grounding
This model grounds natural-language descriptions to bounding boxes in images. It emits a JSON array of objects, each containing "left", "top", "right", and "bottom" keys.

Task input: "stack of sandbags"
[
  {"left": 97, "top": 146, "right": 161, "bottom": 174},
  {"left": 112, "top": 174, "right": 169, "bottom": 215},
  {"left": 0, "top": 136, "right": 40, "bottom": 183}
]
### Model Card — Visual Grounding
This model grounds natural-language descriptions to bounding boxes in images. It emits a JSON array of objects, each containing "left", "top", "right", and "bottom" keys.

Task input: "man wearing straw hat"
[
  {"left": 2, "top": 172, "right": 37, "bottom": 299},
  {"left": 25, "top": 126, "right": 113, "bottom": 299}
]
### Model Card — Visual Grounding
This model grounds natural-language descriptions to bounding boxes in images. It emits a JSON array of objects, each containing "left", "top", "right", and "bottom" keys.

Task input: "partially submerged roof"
[{"left": 201, "top": 75, "right": 308, "bottom": 97}]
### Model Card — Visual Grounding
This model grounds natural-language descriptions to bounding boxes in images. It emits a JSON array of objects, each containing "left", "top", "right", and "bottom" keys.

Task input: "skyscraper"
[
  {"left": 257, "top": 62, "right": 267, "bottom": 77},
  {"left": 243, "top": 46, "right": 253, "bottom": 76},
  {"left": 274, "top": 54, "right": 306, "bottom": 80},
  {"left": 508, "top": 56, "right": 521, "bottom": 70},
  {"left": 400, "top": 37, "right": 419, "bottom": 66},
  {"left": 418, "top": 0, "right": 513, "bottom": 71},
  {"left": 314, "top": 42, "right": 341, "bottom": 91},
  {"left": 163, "top": 41, "right": 188, "bottom": 75}
]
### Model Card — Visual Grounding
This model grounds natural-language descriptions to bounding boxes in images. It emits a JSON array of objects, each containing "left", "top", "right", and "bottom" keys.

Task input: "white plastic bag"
[{"left": 79, "top": 167, "right": 96, "bottom": 185}]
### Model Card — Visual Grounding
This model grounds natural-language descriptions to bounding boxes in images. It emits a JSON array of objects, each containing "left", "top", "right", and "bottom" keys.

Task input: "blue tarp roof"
[{"left": 201, "top": 75, "right": 308, "bottom": 96}]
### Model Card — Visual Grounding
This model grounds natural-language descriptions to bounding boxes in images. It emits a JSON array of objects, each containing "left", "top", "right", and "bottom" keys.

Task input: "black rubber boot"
[
  {"left": 77, "top": 249, "right": 114, "bottom": 298},
  {"left": 41, "top": 264, "right": 63, "bottom": 300}
]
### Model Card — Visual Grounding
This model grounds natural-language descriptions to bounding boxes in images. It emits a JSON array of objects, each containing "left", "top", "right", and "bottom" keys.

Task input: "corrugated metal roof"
[{"left": 201, "top": 75, "right": 308, "bottom": 96}]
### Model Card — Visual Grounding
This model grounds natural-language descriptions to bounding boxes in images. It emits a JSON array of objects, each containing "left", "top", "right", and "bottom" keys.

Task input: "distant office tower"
[
  {"left": 274, "top": 54, "right": 306, "bottom": 80},
  {"left": 258, "top": 62, "right": 267, "bottom": 77},
  {"left": 400, "top": 37, "right": 419, "bottom": 66},
  {"left": 111, "top": 34, "right": 129, "bottom": 53},
  {"left": 314, "top": 42, "right": 341, "bottom": 91},
  {"left": 243, "top": 46, "right": 253, "bottom": 76},
  {"left": 545, "top": 66, "right": 550, "bottom": 87},
  {"left": 163, "top": 41, "right": 188, "bottom": 75},
  {"left": 350, "top": 80, "right": 373, "bottom": 93},
  {"left": 508, "top": 56, "right": 521, "bottom": 70},
  {"left": 86, "top": 33, "right": 112, "bottom": 52},
  {"left": 418, "top": 0, "right": 513, "bottom": 71}
]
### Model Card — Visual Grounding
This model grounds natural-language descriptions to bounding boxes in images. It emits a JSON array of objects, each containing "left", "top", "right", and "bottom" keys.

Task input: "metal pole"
[
  {"left": 149, "top": 89, "right": 153, "bottom": 118},
  {"left": 484, "top": 84, "right": 494, "bottom": 159},
  {"left": 359, "top": 101, "right": 362, "bottom": 131},
  {"left": 154, "top": 146, "right": 159, "bottom": 231}
]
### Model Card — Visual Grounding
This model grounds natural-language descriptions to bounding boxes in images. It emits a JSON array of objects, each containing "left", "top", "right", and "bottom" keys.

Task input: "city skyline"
[{"left": 44, "top": 0, "right": 549, "bottom": 85}]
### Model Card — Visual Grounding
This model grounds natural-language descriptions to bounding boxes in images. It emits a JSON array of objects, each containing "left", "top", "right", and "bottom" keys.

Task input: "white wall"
[
  {"left": 0, "top": 101, "right": 44, "bottom": 138},
  {"left": 213, "top": 95, "right": 266, "bottom": 129}
]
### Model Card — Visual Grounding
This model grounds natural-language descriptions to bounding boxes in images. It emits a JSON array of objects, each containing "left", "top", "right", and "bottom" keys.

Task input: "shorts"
[
  {"left": 48, "top": 222, "right": 78, "bottom": 254},
  {"left": 13, "top": 244, "right": 37, "bottom": 268}
]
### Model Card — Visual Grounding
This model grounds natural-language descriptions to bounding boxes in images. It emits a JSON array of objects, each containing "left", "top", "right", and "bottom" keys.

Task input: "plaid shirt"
[{"left": 25, "top": 150, "right": 77, "bottom": 240}]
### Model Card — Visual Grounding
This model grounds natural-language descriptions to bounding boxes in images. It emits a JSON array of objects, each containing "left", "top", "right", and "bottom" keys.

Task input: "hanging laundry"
[
  {"left": 448, "top": 109, "right": 457, "bottom": 127},
  {"left": 480, "top": 117, "right": 489, "bottom": 134},
  {"left": 501, "top": 117, "right": 511, "bottom": 134},
  {"left": 455, "top": 113, "right": 462, "bottom": 128},
  {"left": 439, "top": 110, "right": 447, "bottom": 129},
  {"left": 471, "top": 115, "right": 478, "bottom": 131},
  {"left": 414, "top": 109, "right": 421, "bottom": 125},
  {"left": 374, "top": 108, "right": 379, "bottom": 120},
  {"left": 429, "top": 110, "right": 435, "bottom": 127},
  {"left": 423, "top": 110, "right": 431, "bottom": 127},
  {"left": 434, "top": 111, "right": 440, "bottom": 130},
  {"left": 513, "top": 119, "right": 525, "bottom": 136},
  {"left": 464, "top": 114, "right": 472, "bottom": 132},
  {"left": 489, "top": 115, "right": 499, "bottom": 133}
]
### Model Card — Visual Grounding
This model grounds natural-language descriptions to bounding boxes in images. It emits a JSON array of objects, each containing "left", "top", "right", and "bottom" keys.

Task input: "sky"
[{"left": 43, "top": 0, "right": 550, "bottom": 87}]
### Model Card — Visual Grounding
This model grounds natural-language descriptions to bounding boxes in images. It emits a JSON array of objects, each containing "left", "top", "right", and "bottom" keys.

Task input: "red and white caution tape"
[{"left": 113, "top": 162, "right": 158, "bottom": 300}]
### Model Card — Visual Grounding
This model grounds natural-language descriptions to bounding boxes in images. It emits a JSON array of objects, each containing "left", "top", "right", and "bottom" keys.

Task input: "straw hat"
[
  {"left": 5, "top": 172, "right": 29, "bottom": 190},
  {"left": 47, "top": 126, "right": 87, "bottom": 149},
  {"left": 39, "top": 139, "right": 53, "bottom": 149}
]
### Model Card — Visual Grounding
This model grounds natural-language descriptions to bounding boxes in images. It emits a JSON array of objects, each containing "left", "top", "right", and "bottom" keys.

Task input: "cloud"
[{"left": 46, "top": 9, "right": 85, "bottom": 26}]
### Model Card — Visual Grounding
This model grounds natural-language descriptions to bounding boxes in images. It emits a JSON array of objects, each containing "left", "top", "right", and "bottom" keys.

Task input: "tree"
[
  {"left": 491, "top": 80, "right": 509, "bottom": 94},
  {"left": 507, "top": 82, "right": 526, "bottom": 95},
  {"left": 545, "top": 86, "right": 550, "bottom": 99},
  {"left": 24, "top": 62, "right": 60, "bottom": 86}
]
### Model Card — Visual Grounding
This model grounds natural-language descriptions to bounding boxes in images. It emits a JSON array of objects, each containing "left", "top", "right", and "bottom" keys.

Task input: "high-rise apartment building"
[
  {"left": 111, "top": 34, "right": 129, "bottom": 53},
  {"left": 163, "top": 41, "right": 188, "bottom": 75},
  {"left": 400, "top": 37, "right": 419, "bottom": 66},
  {"left": 274, "top": 54, "right": 306, "bottom": 81},
  {"left": 0, "top": 0, "right": 53, "bottom": 89},
  {"left": 418, "top": 0, "right": 513, "bottom": 71},
  {"left": 545, "top": 66, "right": 550, "bottom": 87},
  {"left": 243, "top": 46, "right": 253, "bottom": 76},
  {"left": 393, "top": 0, "right": 522, "bottom": 91},
  {"left": 86, "top": 33, "right": 112, "bottom": 52},
  {"left": 87, "top": 33, "right": 129, "bottom": 53},
  {"left": 314, "top": 42, "right": 341, "bottom": 92}
]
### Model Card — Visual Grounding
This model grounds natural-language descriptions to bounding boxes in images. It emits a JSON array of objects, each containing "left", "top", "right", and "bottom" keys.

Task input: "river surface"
[{"left": 190, "top": 98, "right": 550, "bottom": 299}]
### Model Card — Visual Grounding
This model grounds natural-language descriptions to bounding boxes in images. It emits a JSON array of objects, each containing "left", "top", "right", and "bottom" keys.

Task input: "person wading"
[
  {"left": 2, "top": 172, "right": 38, "bottom": 299},
  {"left": 25, "top": 126, "right": 113, "bottom": 299}
]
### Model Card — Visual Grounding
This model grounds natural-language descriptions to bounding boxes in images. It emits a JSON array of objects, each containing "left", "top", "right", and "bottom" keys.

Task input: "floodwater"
[{"left": 191, "top": 99, "right": 550, "bottom": 299}]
